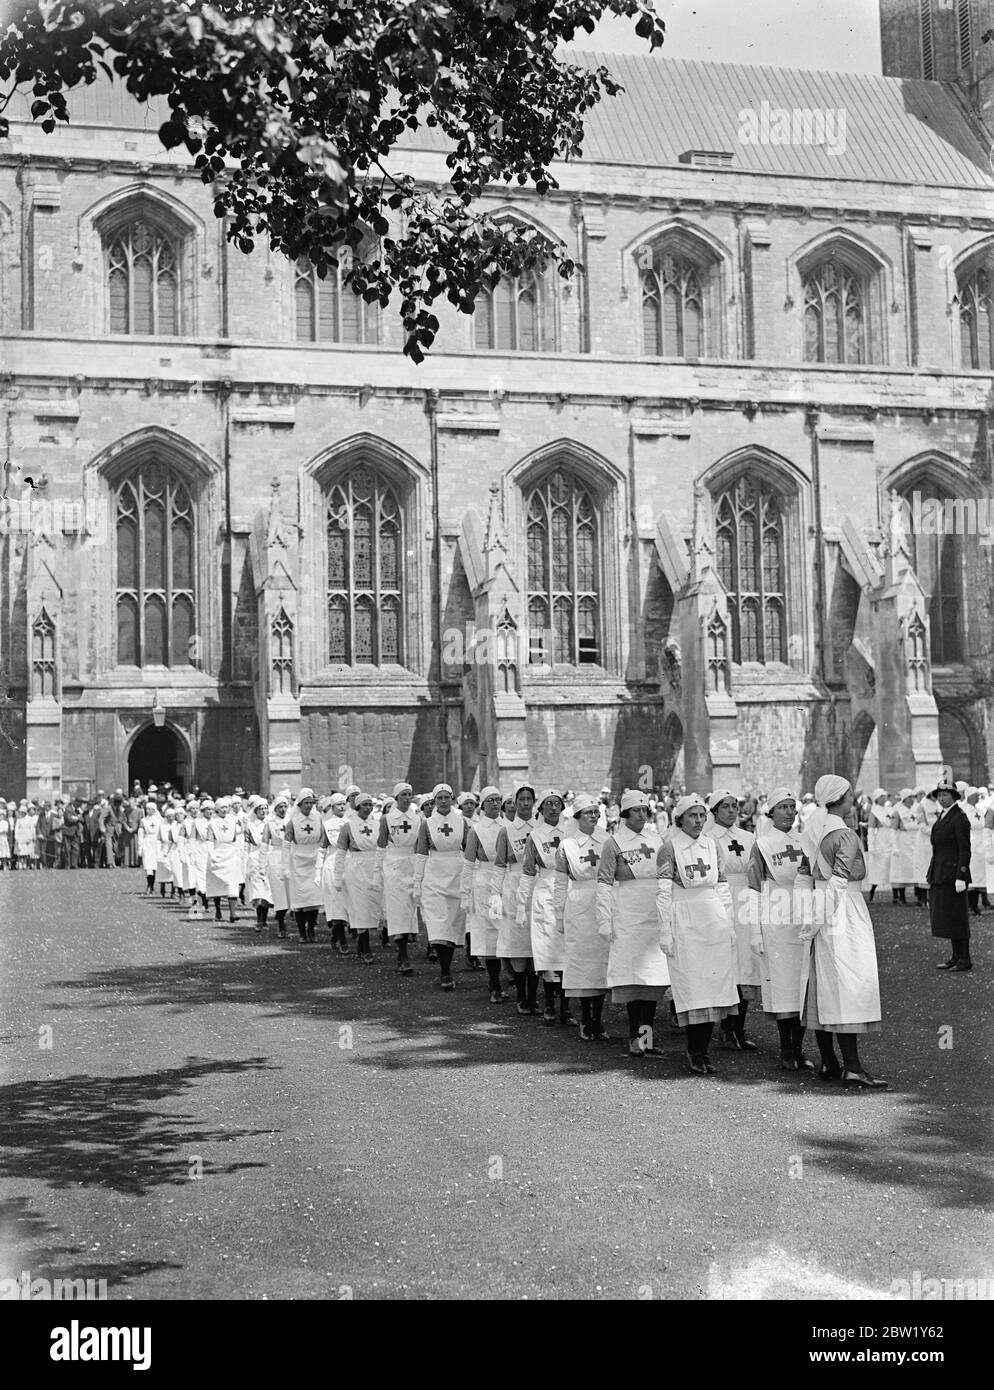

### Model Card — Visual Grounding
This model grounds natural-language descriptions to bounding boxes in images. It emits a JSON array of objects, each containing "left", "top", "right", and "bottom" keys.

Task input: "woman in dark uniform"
[{"left": 928, "top": 770, "right": 973, "bottom": 972}]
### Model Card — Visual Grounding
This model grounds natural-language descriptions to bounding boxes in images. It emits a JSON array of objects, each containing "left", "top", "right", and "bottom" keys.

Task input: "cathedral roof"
[{"left": 6, "top": 52, "right": 991, "bottom": 190}]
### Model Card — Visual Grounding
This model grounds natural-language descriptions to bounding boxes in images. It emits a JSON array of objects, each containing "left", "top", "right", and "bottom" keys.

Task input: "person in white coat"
[
  {"left": 596, "top": 789, "right": 667, "bottom": 1059},
  {"left": 517, "top": 790, "right": 573, "bottom": 1026},
  {"left": 319, "top": 793, "right": 351, "bottom": 953},
  {"left": 656, "top": 794, "right": 738, "bottom": 1075},
  {"left": 964, "top": 789, "right": 988, "bottom": 915},
  {"left": 798, "top": 775, "right": 887, "bottom": 1089},
  {"left": 244, "top": 796, "right": 273, "bottom": 933},
  {"left": 333, "top": 792, "right": 381, "bottom": 961},
  {"left": 707, "top": 789, "right": 760, "bottom": 1052},
  {"left": 984, "top": 794, "right": 994, "bottom": 905},
  {"left": 553, "top": 793, "right": 610, "bottom": 1041},
  {"left": 865, "top": 789, "right": 893, "bottom": 902},
  {"left": 412, "top": 783, "right": 467, "bottom": 991},
  {"left": 189, "top": 800, "right": 213, "bottom": 912},
  {"left": 377, "top": 782, "right": 421, "bottom": 974},
  {"left": 913, "top": 788, "right": 937, "bottom": 907},
  {"left": 205, "top": 797, "right": 242, "bottom": 923},
  {"left": 283, "top": 788, "right": 328, "bottom": 942},
  {"left": 745, "top": 787, "right": 814, "bottom": 1072},
  {"left": 489, "top": 784, "right": 538, "bottom": 1014},
  {"left": 460, "top": 786, "right": 506, "bottom": 1002},
  {"left": 155, "top": 808, "right": 175, "bottom": 897},
  {"left": 262, "top": 794, "right": 291, "bottom": 938}
]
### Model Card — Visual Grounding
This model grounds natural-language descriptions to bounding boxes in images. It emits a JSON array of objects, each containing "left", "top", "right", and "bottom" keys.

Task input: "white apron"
[
  {"left": 466, "top": 817, "right": 503, "bottom": 958},
  {"left": 800, "top": 841, "right": 881, "bottom": 1026},
  {"left": 665, "top": 831, "right": 738, "bottom": 1013},
  {"left": 264, "top": 817, "right": 290, "bottom": 911},
  {"left": 986, "top": 820, "right": 994, "bottom": 896},
  {"left": 245, "top": 819, "right": 272, "bottom": 904},
  {"left": 190, "top": 818, "right": 211, "bottom": 895},
  {"left": 340, "top": 817, "right": 381, "bottom": 930},
  {"left": 522, "top": 824, "right": 566, "bottom": 973},
  {"left": 889, "top": 803, "right": 918, "bottom": 886},
  {"left": 493, "top": 818, "right": 534, "bottom": 959},
  {"left": 755, "top": 830, "right": 807, "bottom": 1016},
  {"left": 381, "top": 808, "right": 420, "bottom": 938},
  {"left": 286, "top": 812, "right": 324, "bottom": 911},
  {"left": 967, "top": 806, "right": 987, "bottom": 888},
  {"left": 419, "top": 810, "right": 465, "bottom": 944},
  {"left": 154, "top": 821, "right": 174, "bottom": 884},
  {"left": 140, "top": 815, "right": 160, "bottom": 873},
  {"left": 319, "top": 815, "right": 350, "bottom": 923},
  {"left": 710, "top": 821, "right": 758, "bottom": 987},
  {"left": 205, "top": 817, "right": 242, "bottom": 898},
  {"left": 866, "top": 807, "right": 892, "bottom": 889},
  {"left": 914, "top": 801, "right": 937, "bottom": 887},
  {"left": 605, "top": 825, "right": 668, "bottom": 989},
  {"left": 558, "top": 830, "right": 609, "bottom": 991}
]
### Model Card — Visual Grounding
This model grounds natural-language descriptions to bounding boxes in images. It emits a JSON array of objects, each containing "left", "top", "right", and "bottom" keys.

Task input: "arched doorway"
[
  {"left": 128, "top": 723, "right": 188, "bottom": 794},
  {"left": 938, "top": 708, "right": 981, "bottom": 784}
]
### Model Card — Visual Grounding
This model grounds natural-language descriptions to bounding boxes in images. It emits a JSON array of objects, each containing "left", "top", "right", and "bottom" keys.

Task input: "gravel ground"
[{"left": 1, "top": 870, "right": 991, "bottom": 1300}]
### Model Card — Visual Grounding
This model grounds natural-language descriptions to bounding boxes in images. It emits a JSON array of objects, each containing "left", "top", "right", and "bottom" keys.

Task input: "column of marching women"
[{"left": 77, "top": 765, "right": 993, "bottom": 1088}]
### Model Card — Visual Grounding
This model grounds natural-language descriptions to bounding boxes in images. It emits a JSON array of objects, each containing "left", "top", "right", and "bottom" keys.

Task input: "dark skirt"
[{"left": 929, "top": 884, "right": 970, "bottom": 941}]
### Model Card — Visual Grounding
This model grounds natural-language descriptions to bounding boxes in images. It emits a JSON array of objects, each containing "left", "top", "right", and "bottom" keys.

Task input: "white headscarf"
[{"left": 800, "top": 775, "right": 851, "bottom": 865}]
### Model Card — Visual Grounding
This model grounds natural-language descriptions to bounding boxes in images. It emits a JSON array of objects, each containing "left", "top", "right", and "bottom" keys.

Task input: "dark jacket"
[{"left": 927, "top": 804, "right": 971, "bottom": 887}]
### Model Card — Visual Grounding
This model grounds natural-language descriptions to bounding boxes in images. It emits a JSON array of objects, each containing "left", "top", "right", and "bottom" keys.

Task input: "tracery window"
[
  {"left": 32, "top": 609, "right": 57, "bottom": 698},
  {"left": 640, "top": 249, "right": 705, "bottom": 357},
  {"left": 957, "top": 265, "right": 993, "bottom": 370},
  {"left": 106, "top": 219, "right": 180, "bottom": 335},
  {"left": 271, "top": 608, "right": 294, "bottom": 695},
  {"left": 525, "top": 469, "right": 599, "bottom": 666},
  {"left": 898, "top": 483, "right": 964, "bottom": 664},
  {"left": 715, "top": 476, "right": 788, "bottom": 664},
  {"left": 326, "top": 466, "right": 403, "bottom": 665},
  {"left": 115, "top": 463, "right": 195, "bottom": 667},
  {"left": 475, "top": 268, "right": 553, "bottom": 351},
  {"left": 802, "top": 258, "right": 865, "bottom": 364},
  {"left": 295, "top": 243, "right": 380, "bottom": 344}
]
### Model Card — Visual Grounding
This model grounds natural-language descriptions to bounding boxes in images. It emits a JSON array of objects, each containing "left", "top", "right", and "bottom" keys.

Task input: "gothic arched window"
[
  {"left": 115, "top": 463, "right": 196, "bottom": 667},
  {"left": 898, "top": 482, "right": 964, "bottom": 664},
  {"left": 106, "top": 219, "right": 180, "bottom": 335},
  {"left": 475, "top": 267, "right": 554, "bottom": 352},
  {"left": 957, "top": 265, "right": 993, "bottom": 370},
  {"left": 326, "top": 466, "right": 403, "bottom": 665},
  {"left": 636, "top": 232, "right": 721, "bottom": 358},
  {"left": 525, "top": 469, "right": 599, "bottom": 666},
  {"left": 715, "top": 476, "right": 788, "bottom": 664},
  {"left": 294, "top": 242, "right": 380, "bottom": 344},
  {"left": 32, "top": 609, "right": 57, "bottom": 698},
  {"left": 802, "top": 258, "right": 865, "bottom": 364},
  {"left": 271, "top": 608, "right": 294, "bottom": 695}
]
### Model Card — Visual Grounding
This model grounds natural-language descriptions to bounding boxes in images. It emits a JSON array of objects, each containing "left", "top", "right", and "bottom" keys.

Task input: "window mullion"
[
  {"left": 570, "top": 494, "right": 578, "bottom": 665},
  {"left": 137, "top": 477, "right": 145, "bottom": 667},
  {"left": 372, "top": 490, "right": 381, "bottom": 665},
  {"left": 164, "top": 482, "right": 173, "bottom": 666}
]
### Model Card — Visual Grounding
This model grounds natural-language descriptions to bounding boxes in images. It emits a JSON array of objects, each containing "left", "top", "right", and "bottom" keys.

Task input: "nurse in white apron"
[
  {"left": 205, "top": 797, "right": 241, "bottom": 923},
  {"left": 190, "top": 800, "right": 212, "bottom": 910},
  {"left": 319, "top": 793, "right": 351, "bottom": 952},
  {"left": 984, "top": 795, "right": 994, "bottom": 901},
  {"left": 489, "top": 784, "right": 537, "bottom": 1014},
  {"left": 263, "top": 794, "right": 291, "bottom": 938},
  {"left": 865, "top": 790, "right": 892, "bottom": 901},
  {"left": 656, "top": 794, "right": 738, "bottom": 1075},
  {"left": 707, "top": 789, "right": 760, "bottom": 1052},
  {"left": 230, "top": 794, "right": 249, "bottom": 906},
  {"left": 285, "top": 788, "right": 329, "bottom": 943},
  {"left": 455, "top": 792, "right": 482, "bottom": 967},
  {"left": 140, "top": 804, "right": 160, "bottom": 893},
  {"left": 333, "top": 791, "right": 381, "bottom": 960},
  {"left": 913, "top": 789, "right": 936, "bottom": 907},
  {"left": 377, "top": 782, "right": 421, "bottom": 974},
  {"left": 888, "top": 789, "right": 918, "bottom": 904},
  {"left": 596, "top": 790, "right": 666, "bottom": 1058},
  {"left": 412, "top": 783, "right": 467, "bottom": 991},
  {"left": 553, "top": 793, "right": 609, "bottom": 1041},
  {"left": 244, "top": 796, "right": 273, "bottom": 932},
  {"left": 964, "top": 789, "right": 988, "bottom": 914},
  {"left": 798, "top": 775, "right": 887, "bottom": 1090},
  {"left": 517, "top": 789, "right": 572, "bottom": 1025},
  {"left": 745, "top": 787, "right": 814, "bottom": 1072},
  {"left": 155, "top": 811, "right": 174, "bottom": 896},
  {"left": 460, "top": 786, "right": 505, "bottom": 1002}
]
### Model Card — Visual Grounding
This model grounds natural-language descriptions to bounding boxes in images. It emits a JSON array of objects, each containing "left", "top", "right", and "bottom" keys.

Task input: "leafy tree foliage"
[{"left": 0, "top": 2, "right": 664, "bottom": 358}]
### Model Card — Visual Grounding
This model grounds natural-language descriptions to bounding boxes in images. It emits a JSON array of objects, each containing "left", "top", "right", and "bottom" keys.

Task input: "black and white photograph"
[{"left": 0, "top": 0, "right": 991, "bottom": 1348}]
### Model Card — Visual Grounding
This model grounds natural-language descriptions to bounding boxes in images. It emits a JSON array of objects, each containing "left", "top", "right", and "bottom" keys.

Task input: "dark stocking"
[
  {"left": 436, "top": 943, "right": 455, "bottom": 979},
  {"left": 275, "top": 910, "right": 286, "bottom": 936},
  {"left": 357, "top": 929, "right": 371, "bottom": 956},
  {"left": 296, "top": 910, "right": 308, "bottom": 940},
  {"left": 542, "top": 980, "right": 557, "bottom": 1013},
  {"left": 686, "top": 1020, "right": 714, "bottom": 1056},
  {"left": 559, "top": 986, "right": 574, "bottom": 1023},
  {"left": 213, "top": 896, "right": 222, "bottom": 920},
  {"left": 397, "top": 938, "right": 410, "bottom": 966},
  {"left": 838, "top": 1032, "right": 864, "bottom": 1074},
  {"left": 580, "top": 998, "right": 593, "bottom": 1028},
  {"left": 146, "top": 874, "right": 154, "bottom": 893},
  {"left": 626, "top": 1002, "right": 642, "bottom": 1041},
  {"left": 815, "top": 1029, "right": 839, "bottom": 1068},
  {"left": 776, "top": 1019, "right": 794, "bottom": 1055},
  {"left": 791, "top": 1020, "right": 807, "bottom": 1055},
  {"left": 591, "top": 995, "right": 606, "bottom": 1035},
  {"left": 513, "top": 969, "right": 527, "bottom": 1005},
  {"left": 485, "top": 958, "right": 502, "bottom": 991},
  {"left": 525, "top": 969, "right": 539, "bottom": 1011}
]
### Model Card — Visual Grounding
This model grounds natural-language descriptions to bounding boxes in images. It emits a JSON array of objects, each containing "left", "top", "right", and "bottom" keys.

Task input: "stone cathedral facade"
[{"left": 1, "top": 5, "right": 993, "bottom": 800}]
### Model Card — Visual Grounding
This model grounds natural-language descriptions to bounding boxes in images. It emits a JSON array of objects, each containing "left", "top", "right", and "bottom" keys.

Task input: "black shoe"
[
  {"left": 795, "top": 1053, "right": 815, "bottom": 1072},
  {"left": 578, "top": 1023, "right": 596, "bottom": 1041},
  {"left": 818, "top": 1062, "right": 843, "bottom": 1081},
  {"left": 630, "top": 1041, "right": 664, "bottom": 1058},
  {"left": 515, "top": 1002, "right": 531, "bottom": 1016},
  {"left": 952, "top": 961, "right": 973, "bottom": 972},
  {"left": 592, "top": 1028, "right": 610, "bottom": 1042},
  {"left": 780, "top": 1050, "right": 799, "bottom": 1071},
  {"left": 542, "top": 1006, "right": 557, "bottom": 1025},
  {"left": 687, "top": 1052, "right": 709, "bottom": 1074},
  {"left": 489, "top": 988, "right": 506, "bottom": 1003},
  {"left": 559, "top": 1011, "right": 577, "bottom": 1027},
  {"left": 703, "top": 1057, "right": 718, "bottom": 1074},
  {"left": 842, "top": 1069, "right": 888, "bottom": 1090},
  {"left": 440, "top": 975, "right": 455, "bottom": 991},
  {"left": 936, "top": 959, "right": 958, "bottom": 970}
]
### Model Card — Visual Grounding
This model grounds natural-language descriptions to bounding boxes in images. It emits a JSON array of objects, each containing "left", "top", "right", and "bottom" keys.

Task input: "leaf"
[{"left": 158, "top": 119, "right": 186, "bottom": 149}]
